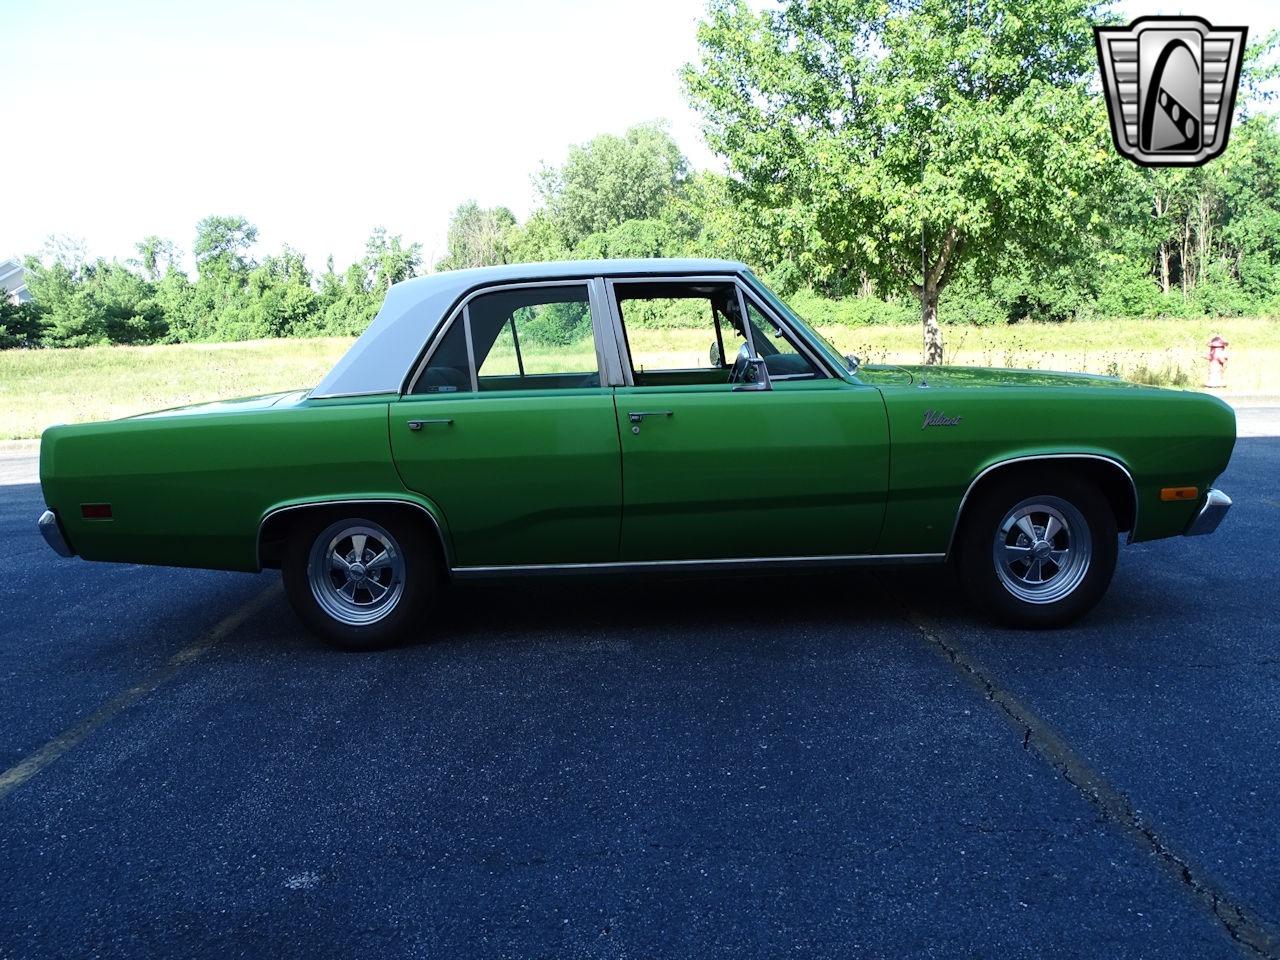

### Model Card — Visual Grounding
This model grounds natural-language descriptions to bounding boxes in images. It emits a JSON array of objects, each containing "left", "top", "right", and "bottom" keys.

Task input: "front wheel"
[
  {"left": 282, "top": 509, "right": 440, "bottom": 650},
  {"left": 956, "top": 473, "right": 1118, "bottom": 628}
]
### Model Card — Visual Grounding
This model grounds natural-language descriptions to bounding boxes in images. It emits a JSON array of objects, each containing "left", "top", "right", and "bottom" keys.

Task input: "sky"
[{"left": 2, "top": 0, "right": 1277, "bottom": 275}]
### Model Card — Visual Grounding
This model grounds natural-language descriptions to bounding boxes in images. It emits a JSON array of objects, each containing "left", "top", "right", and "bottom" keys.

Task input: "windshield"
[{"left": 741, "top": 270, "right": 857, "bottom": 374}]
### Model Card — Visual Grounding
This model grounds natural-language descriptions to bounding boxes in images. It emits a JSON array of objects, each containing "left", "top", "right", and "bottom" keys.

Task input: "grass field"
[{"left": 1, "top": 318, "right": 1276, "bottom": 440}]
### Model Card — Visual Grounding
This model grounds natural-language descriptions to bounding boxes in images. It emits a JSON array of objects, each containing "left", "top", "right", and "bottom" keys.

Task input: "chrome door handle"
[
  {"left": 407, "top": 418, "right": 453, "bottom": 431},
  {"left": 628, "top": 410, "right": 674, "bottom": 423}
]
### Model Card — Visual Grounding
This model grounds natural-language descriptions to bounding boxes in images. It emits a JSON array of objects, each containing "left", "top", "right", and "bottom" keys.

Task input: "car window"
[
  {"left": 614, "top": 282, "right": 747, "bottom": 384},
  {"left": 614, "top": 281, "right": 822, "bottom": 386},
  {"left": 413, "top": 310, "right": 472, "bottom": 394},
  {"left": 412, "top": 284, "right": 599, "bottom": 394},
  {"left": 745, "top": 300, "right": 821, "bottom": 380}
]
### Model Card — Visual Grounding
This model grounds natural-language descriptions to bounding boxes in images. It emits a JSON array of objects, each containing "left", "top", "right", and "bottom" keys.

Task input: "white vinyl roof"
[{"left": 310, "top": 258, "right": 747, "bottom": 398}]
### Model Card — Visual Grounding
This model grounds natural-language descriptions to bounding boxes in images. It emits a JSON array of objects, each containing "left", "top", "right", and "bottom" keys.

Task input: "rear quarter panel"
[
  {"left": 874, "top": 385, "right": 1236, "bottom": 553},
  {"left": 39, "top": 397, "right": 409, "bottom": 572}
]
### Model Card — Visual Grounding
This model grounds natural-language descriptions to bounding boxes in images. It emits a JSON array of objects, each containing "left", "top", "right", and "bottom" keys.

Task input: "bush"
[
  {"left": 1192, "top": 262, "right": 1253, "bottom": 317},
  {"left": 1093, "top": 259, "right": 1162, "bottom": 318},
  {"left": 939, "top": 291, "right": 1005, "bottom": 327},
  {"left": 785, "top": 288, "right": 918, "bottom": 325},
  {"left": 0, "top": 298, "right": 43, "bottom": 349}
]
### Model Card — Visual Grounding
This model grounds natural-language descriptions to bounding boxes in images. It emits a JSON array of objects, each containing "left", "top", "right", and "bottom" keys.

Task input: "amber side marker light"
[
  {"left": 1160, "top": 487, "right": 1199, "bottom": 502},
  {"left": 81, "top": 503, "right": 113, "bottom": 519}
]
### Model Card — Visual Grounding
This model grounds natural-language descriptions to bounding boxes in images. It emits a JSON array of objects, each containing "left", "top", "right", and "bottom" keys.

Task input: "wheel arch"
[
  {"left": 257, "top": 497, "right": 453, "bottom": 572},
  {"left": 945, "top": 453, "right": 1138, "bottom": 560}
]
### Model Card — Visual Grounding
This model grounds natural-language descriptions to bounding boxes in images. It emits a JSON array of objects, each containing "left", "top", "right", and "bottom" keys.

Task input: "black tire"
[
  {"left": 282, "top": 507, "right": 442, "bottom": 650},
  {"left": 956, "top": 471, "right": 1118, "bottom": 628}
]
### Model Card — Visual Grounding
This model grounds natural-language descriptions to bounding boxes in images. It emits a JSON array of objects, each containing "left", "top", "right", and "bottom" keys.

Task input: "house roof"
[
  {"left": 311, "top": 258, "right": 748, "bottom": 398},
  {"left": 0, "top": 258, "right": 29, "bottom": 302}
]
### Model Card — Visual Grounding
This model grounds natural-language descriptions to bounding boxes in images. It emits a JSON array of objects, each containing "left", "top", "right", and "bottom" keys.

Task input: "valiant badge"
[
  {"left": 922, "top": 410, "right": 963, "bottom": 429},
  {"left": 1095, "top": 16, "right": 1246, "bottom": 168}
]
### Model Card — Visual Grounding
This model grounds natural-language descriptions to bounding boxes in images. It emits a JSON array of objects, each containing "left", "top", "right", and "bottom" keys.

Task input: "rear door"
[
  {"left": 390, "top": 281, "right": 622, "bottom": 568},
  {"left": 608, "top": 278, "right": 890, "bottom": 561}
]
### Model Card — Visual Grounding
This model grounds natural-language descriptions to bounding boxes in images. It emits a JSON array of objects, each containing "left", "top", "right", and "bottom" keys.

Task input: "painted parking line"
[
  {"left": 890, "top": 593, "right": 1280, "bottom": 960},
  {"left": 0, "top": 582, "right": 281, "bottom": 801}
]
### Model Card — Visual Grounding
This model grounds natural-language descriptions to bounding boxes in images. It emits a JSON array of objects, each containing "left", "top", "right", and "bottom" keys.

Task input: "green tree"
[
  {"left": 536, "top": 122, "right": 688, "bottom": 251},
  {"left": 436, "top": 202, "right": 518, "bottom": 271},
  {"left": 131, "top": 235, "right": 180, "bottom": 281},
  {"left": 245, "top": 246, "right": 317, "bottom": 337},
  {"left": 685, "top": 0, "right": 1120, "bottom": 362},
  {"left": 193, "top": 215, "right": 258, "bottom": 274},
  {"left": 0, "top": 297, "right": 42, "bottom": 349},
  {"left": 361, "top": 227, "right": 422, "bottom": 290}
]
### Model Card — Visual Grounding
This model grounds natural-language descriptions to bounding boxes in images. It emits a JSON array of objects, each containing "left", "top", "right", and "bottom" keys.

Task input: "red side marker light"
[{"left": 81, "top": 503, "right": 113, "bottom": 520}]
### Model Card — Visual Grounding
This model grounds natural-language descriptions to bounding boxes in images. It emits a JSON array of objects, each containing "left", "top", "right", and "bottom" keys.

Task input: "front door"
[
  {"left": 609, "top": 279, "right": 889, "bottom": 561},
  {"left": 391, "top": 281, "right": 621, "bottom": 568}
]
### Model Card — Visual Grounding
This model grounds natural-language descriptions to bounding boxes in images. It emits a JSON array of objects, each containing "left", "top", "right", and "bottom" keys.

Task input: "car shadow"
[{"left": 423, "top": 566, "right": 971, "bottom": 652}]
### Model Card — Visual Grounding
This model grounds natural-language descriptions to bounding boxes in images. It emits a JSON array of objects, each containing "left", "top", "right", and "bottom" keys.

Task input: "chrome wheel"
[
  {"left": 307, "top": 520, "right": 406, "bottom": 626},
  {"left": 993, "top": 496, "right": 1092, "bottom": 605}
]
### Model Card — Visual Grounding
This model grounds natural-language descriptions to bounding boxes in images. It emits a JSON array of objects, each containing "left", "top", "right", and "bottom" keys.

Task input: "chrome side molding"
[
  {"left": 256, "top": 498, "right": 453, "bottom": 569},
  {"left": 1185, "top": 488, "right": 1232, "bottom": 537},
  {"left": 451, "top": 552, "right": 946, "bottom": 578}
]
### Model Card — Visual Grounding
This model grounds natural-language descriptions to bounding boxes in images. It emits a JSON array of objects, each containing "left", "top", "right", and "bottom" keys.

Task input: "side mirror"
[
  {"left": 732, "top": 356, "right": 773, "bottom": 392},
  {"left": 710, "top": 341, "right": 722, "bottom": 367}
]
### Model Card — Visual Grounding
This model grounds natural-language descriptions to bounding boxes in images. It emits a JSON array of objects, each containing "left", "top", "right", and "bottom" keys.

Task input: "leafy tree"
[
  {"left": 685, "top": 0, "right": 1121, "bottom": 362},
  {"left": 361, "top": 227, "right": 422, "bottom": 290},
  {"left": 506, "top": 210, "right": 571, "bottom": 264},
  {"left": 24, "top": 250, "right": 165, "bottom": 346},
  {"left": 246, "top": 246, "right": 317, "bottom": 337},
  {"left": 131, "top": 235, "right": 180, "bottom": 281},
  {"left": 536, "top": 122, "right": 688, "bottom": 250},
  {"left": 0, "top": 297, "right": 42, "bottom": 349},
  {"left": 436, "top": 202, "right": 518, "bottom": 271},
  {"left": 193, "top": 215, "right": 258, "bottom": 274}
]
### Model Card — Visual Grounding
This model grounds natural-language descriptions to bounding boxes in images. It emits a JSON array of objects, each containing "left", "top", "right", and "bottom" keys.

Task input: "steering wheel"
[{"left": 728, "top": 342, "right": 751, "bottom": 384}]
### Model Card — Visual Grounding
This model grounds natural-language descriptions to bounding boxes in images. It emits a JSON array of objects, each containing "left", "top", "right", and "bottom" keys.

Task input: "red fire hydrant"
[{"left": 1205, "top": 335, "right": 1229, "bottom": 388}]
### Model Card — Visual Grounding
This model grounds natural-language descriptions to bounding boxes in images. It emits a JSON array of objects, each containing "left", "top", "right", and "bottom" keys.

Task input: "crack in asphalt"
[
  {"left": 0, "top": 583, "right": 281, "bottom": 801},
  {"left": 891, "top": 593, "right": 1280, "bottom": 960}
]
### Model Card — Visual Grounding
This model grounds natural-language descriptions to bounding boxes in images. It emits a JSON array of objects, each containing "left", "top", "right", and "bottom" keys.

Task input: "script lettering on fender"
[{"left": 922, "top": 409, "right": 963, "bottom": 429}]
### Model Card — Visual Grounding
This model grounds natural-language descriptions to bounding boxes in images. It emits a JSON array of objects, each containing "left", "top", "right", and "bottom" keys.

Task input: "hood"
[
  {"left": 127, "top": 389, "right": 310, "bottom": 420},
  {"left": 855, "top": 364, "right": 1148, "bottom": 391}
]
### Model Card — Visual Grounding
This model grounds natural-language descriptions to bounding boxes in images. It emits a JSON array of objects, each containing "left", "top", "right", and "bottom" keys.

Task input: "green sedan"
[{"left": 37, "top": 259, "right": 1235, "bottom": 648}]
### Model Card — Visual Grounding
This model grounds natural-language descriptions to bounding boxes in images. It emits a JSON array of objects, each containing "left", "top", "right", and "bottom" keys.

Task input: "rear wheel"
[
  {"left": 282, "top": 509, "right": 440, "bottom": 650},
  {"left": 957, "top": 472, "right": 1117, "bottom": 628}
]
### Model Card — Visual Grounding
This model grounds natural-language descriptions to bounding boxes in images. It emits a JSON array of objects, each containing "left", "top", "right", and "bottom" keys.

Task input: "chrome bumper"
[
  {"left": 38, "top": 509, "right": 75, "bottom": 558},
  {"left": 1185, "top": 488, "right": 1232, "bottom": 537}
]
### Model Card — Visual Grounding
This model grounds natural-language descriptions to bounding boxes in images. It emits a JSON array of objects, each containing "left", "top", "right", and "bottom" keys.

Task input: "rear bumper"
[
  {"left": 38, "top": 509, "right": 75, "bottom": 558},
  {"left": 1184, "top": 488, "right": 1232, "bottom": 537}
]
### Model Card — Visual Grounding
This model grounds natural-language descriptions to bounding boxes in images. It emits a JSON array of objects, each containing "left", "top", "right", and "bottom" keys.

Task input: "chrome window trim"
[
  {"left": 944, "top": 453, "right": 1141, "bottom": 557},
  {"left": 306, "top": 389, "right": 399, "bottom": 400},
  {"left": 451, "top": 552, "right": 945, "bottom": 578},
  {"left": 257, "top": 498, "right": 453, "bottom": 569},
  {"left": 461, "top": 303, "right": 479, "bottom": 393},
  {"left": 588, "top": 277, "right": 626, "bottom": 386},
  {"left": 402, "top": 279, "right": 603, "bottom": 397},
  {"left": 601, "top": 277, "right": 635, "bottom": 387},
  {"left": 735, "top": 283, "right": 758, "bottom": 357}
]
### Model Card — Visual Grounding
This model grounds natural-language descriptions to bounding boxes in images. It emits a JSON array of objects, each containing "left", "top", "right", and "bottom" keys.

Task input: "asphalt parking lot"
[{"left": 1, "top": 419, "right": 1278, "bottom": 959}]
